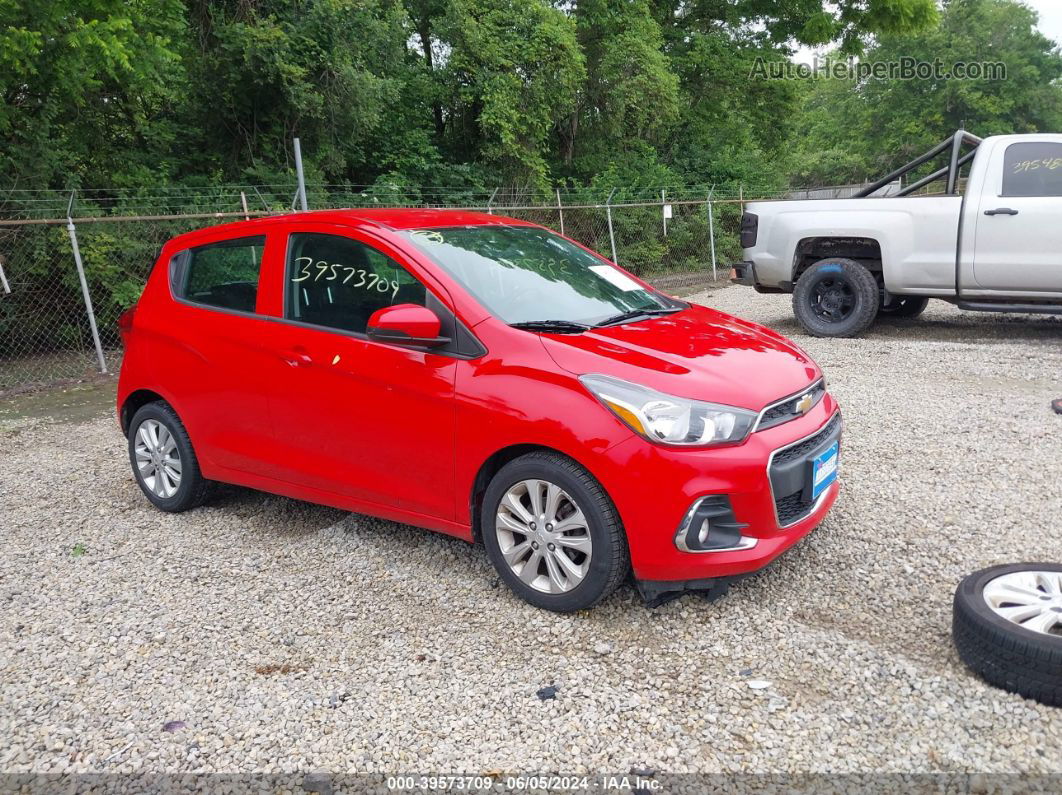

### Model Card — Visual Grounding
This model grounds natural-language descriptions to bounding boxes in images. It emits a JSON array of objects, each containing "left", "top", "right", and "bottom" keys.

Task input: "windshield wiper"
[
  {"left": 509, "top": 319, "right": 590, "bottom": 334},
  {"left": 594, "top": 306, "right": 683, "bottom": 328}
]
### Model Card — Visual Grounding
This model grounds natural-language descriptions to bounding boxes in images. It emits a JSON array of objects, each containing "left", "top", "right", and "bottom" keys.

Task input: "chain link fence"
[{"left": 0, "top": 185, "right": 761, "bottom": 394}]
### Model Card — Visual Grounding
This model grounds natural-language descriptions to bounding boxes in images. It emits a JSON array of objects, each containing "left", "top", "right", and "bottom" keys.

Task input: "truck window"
[{"left": 1002, "top": 142, "right": 1062, "bottom": 197}]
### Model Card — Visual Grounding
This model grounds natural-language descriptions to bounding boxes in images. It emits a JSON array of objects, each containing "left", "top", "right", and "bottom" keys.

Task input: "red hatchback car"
[{"left": 117, "top": 209, "right": 841, "bottom": 611}]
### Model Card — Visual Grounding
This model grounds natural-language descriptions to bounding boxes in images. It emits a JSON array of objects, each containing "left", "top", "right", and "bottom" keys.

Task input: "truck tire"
[
  {"left": 881, "top": 296, "right": 929, "bottom": 318},
  {"left": 792, "top": 258, "right": 879, "bottom": 338},
  {"left": 952, "top": 563, "right": 1062, "bottom": 707}
]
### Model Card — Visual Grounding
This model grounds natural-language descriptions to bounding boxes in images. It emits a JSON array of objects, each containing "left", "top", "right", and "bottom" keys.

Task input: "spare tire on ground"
[{"left": 952, "top": 563, "right": 1062, "bottom": 706}]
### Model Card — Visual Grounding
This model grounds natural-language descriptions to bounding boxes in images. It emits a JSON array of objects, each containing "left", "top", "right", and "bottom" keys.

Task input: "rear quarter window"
[
  {"left": 1001, "top": 142, "right": 1062, "bottom": 197},
  {"left": 175, "top": 235, "right": 265, "bottom": 313}
]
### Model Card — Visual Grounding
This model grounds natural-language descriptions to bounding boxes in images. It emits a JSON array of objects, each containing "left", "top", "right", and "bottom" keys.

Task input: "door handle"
[
  {"left": 984, "top": 207, "right": 1019, "bottom": 216},
  {"left": 281, "top": 349, "right": 313, "bottom": 368}
]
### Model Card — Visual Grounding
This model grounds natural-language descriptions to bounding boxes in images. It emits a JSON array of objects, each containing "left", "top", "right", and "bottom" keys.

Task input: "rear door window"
[
  {"left": 285, "top": 233, "right": 427, "bottom": 334},
  {"left": 1002, "top": 143, "right": 1062, "bottom": 197},
  {"left": 179, "top": 235, "right": 265, "bottom": 313}
]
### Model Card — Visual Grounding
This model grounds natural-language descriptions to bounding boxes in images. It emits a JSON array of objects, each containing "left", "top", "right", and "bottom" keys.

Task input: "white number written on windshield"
[{"left": 291, "top": 257, "right": 400, "bottom": 298}]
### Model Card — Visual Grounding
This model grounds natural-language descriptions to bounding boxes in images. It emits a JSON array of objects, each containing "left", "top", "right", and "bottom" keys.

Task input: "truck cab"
[{"left": 733, "top": 132, "right": 1062, "bottom": 337}]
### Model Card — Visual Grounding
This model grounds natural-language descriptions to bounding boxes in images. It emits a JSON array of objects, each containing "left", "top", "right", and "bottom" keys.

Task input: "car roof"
[{"left": 166, "top": 208, "right": 536, "bottom": 249}]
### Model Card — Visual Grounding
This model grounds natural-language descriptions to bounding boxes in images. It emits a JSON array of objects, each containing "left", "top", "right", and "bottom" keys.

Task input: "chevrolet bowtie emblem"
[{"left": 795, "top": 393, "right": 814, "bottom": 415}]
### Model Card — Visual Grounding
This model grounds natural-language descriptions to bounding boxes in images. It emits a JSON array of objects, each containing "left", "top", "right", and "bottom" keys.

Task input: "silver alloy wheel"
[
  {"left": 495, "top": 478, "right": 592, "bottom": 594},
  {"left": 983, "top": 570, "right": 1062, "bottom": 636},
  {"left": 134, "top": 419, "right": 182, "bottom": 499}
]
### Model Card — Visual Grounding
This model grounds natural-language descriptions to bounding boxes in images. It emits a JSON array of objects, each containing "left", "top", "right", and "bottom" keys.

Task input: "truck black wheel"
[
  {"left": 952, "top": 563, "right": 1062, "bottom": 707},
  {"left": 880, "top": 296, "right": 929, "bottom": 318},
  {"left": 792, "top": 258, "right": 880, "bottom": 338}
]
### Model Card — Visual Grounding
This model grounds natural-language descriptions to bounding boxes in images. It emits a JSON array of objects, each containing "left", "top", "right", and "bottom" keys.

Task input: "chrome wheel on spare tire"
[
  {"left": 982, "top": 569, "right": 1062, "bottom": 636},
  {"left": 952, "top": 563, "right": 1062, "bottom": 707},
  {"left": 127, "top": 401, "right": 214, "bottom": 513},
  {"left": 495, "top": 478, "right": 592, "bottom": 594},
  {"left": 482, "top": 451, "right": 629, "bottom": 612}
]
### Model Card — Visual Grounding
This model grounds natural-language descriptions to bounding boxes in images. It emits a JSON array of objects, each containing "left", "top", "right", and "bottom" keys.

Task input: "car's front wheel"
[
  {"left": 481, "top": 452, "right": 629, "bottom": 612},
  {"left": 128, "top": 401, "right": 214, "bottom": 512},
  {"left": 792, "top": 258, "right": 880, "bottom": 338}
]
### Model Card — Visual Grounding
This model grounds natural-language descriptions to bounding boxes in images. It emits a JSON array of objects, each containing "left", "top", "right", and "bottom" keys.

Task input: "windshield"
[{"left": 400, "top": 225, "right": 676, "bottom": 326}]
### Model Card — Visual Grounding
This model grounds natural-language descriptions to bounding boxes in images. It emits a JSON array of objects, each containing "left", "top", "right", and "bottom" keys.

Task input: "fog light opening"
[
  {"left": 675, "top": 496, "right": 755, "bottom": 554},
  {"left": 697, "top": 520, "right": 711, "bottom": 546}
]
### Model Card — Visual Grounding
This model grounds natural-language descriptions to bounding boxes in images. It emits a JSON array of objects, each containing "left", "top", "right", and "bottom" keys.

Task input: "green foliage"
[
  {"left": 791, "top": 0, "right": 1062, "bottom": 184},
  {"left": 0, "top": 0, "right": 187, "bottom": 187},
  {"left": 185, "top": 0, "right": 413, "bottom": 182},
  {"left": 437, "top": 0, "right": 585, "bottom": 188},
  {"left": 559, "top": 0, "right": 679, "bottom": 178},
  {"left": 10, "top": 0, "right": 1060, "bottom": 361},
  {"left": 0, "top": 0, "right": 963, "bottom": 195}
]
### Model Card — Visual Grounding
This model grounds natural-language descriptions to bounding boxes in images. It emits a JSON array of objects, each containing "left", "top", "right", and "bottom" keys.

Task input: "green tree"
[
  {"left": 433, "top": 0, "right": 585, "bottom": 189},
  {"left": 183, "top": 0, "right": 417, "bottom": 184},
  {"left": 558, "top": 0, "right": 679, "bottom": 178},
  {"left": 650, "top": 0, "right": 936, "bottom": 53},
  {"left": 791, "top": 0, "right": 1062, "bottom": 185},
  {"left": 0, "top": 0, "right": 187, "bottom": 187}
]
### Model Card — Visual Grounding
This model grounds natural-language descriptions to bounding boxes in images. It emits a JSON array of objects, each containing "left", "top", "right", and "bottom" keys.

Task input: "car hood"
[{"left": 541, "top": 304, "right": 821, "bottom": 411}]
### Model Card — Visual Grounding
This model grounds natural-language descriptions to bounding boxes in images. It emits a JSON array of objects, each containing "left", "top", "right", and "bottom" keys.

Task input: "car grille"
[
  {"left": 769, "top": 413, "right": 842, "bottom": 526},
  {"left": 775, "top": 492, "right": 812, "bottom": 525},
  {"left": 773, "top": 413, "right": 841, "bottom": 465},
  {"left": 757, "top": 381, "right": 826, "bottom": 430}
]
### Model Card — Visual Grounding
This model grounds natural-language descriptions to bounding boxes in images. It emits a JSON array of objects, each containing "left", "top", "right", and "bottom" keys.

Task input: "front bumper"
[{"left": 596, "top": 394, "right": 841, "bottom": 583}]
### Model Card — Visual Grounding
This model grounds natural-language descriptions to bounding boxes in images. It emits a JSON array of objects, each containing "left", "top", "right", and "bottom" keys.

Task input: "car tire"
[
  {"left": 128, "top": 401, "right": 214, "bottom": 512},
  {"left": 880, "top": 296, "right": 929, "bottom": 318},
  {"left": 792, "top": 258, "right": 880, "bottom": 338},
  {"left": 481, "top": 451, "right": 629, "bottom": 612},
  {"left": 952, "top": 563, "right": 1062, "bottom": 707}
]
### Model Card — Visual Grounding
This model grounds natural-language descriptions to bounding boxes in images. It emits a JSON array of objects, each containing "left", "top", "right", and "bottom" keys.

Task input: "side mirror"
[{"left": 366, "top": 304, "right": 450, "bottom": 349}]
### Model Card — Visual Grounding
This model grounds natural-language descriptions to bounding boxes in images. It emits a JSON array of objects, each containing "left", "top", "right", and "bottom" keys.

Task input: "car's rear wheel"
[
  {"left": 481, "top": 452, "right": 629, "bottom": 612},
  {"left": 128, "top": 401, "right": 214, "bottom": 512},
  {"left": 880, "top": 295, "right": 929, "bottom": 318},
  {"left": 952, "top": 563, "right": 1062, "bottom": 706},
  {"left": 792, "top": 258, "right": 879, "bottom": 338}
]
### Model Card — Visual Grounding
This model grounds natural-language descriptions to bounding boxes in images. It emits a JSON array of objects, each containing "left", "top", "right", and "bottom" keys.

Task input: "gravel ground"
[{"left": 1, "top": 288, "right": 1060, "bottom": 783}]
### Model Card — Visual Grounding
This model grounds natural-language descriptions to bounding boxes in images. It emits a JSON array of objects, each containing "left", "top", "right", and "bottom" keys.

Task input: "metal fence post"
[
  {"left": 661, "top": 189, "right": 667, "bottom": 237},
  {"left": 293, "top": 137, "right": 309, "bottom": 211},
  {"left": 66, "top": 195, "right": 108, "bottom": 374},
  {"left": 556, "top": 188, "right": 565, "bottom": 236},
  {"left": 706, "top": 186, "right": 717, "bottom": 281},
  {"left": 605, "top": 188, "right": 618, "bottom": 265},
  {"left": 486, "top": 188, "right": 499, "bottom": 215}
]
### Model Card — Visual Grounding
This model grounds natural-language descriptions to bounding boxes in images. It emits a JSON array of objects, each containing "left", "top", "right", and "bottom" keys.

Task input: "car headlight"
[{"left": 580, "top": 374, "right": 757, "bottom": 447}]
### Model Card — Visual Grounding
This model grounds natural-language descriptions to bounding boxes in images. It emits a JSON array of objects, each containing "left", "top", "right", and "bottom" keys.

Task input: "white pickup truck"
[{"left": 731, "top": 131, "right": 1062, "bottom": 336}]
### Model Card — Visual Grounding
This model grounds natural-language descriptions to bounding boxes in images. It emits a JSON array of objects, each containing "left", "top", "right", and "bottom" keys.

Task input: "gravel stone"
[{"left": 0, "top": 287, "right": 1059, "bottom": 778}]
